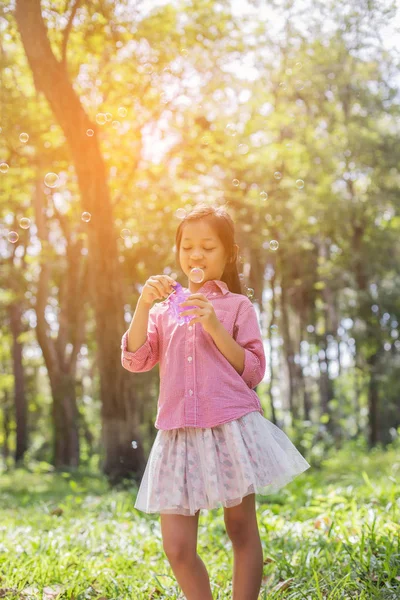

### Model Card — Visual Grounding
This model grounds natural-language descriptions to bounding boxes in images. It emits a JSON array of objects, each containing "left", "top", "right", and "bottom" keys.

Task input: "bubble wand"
[{"left": 167, "top": 268, "right": 205, "bottom": 326}]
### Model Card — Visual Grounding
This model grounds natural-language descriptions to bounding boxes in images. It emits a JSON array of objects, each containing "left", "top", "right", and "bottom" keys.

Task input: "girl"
[{"left": 121, "top": 203, "right": 310, "bottom": 600}]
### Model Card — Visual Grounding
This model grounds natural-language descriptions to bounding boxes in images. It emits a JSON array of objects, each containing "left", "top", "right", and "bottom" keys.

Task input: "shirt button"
[
  {"left": 188, "top": 356, "right": 192, "bottom": 362},
  {"left": 188, "top": 325, "right": 193, "bottom": 330},
  {"left": 189, "top": 389, "right": 193, "bottom": 396}
]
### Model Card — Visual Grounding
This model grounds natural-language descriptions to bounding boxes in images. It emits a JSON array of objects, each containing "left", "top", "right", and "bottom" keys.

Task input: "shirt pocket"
[{"left": 215, "top": 308, "right": 234, "bottom": 336}]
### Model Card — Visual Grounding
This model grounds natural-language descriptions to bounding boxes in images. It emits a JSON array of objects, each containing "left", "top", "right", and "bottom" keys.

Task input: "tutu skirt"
[{"left": 134, "top": 410, "right": 311, "bottom": 516}]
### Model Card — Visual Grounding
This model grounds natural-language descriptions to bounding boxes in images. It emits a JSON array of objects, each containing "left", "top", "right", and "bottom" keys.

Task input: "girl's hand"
[
  {"left": 141, "top": 275, "right": 177, "bottom": 306},
  {"left": 179, "top": 293, "right": 220, "bottom": 334}
]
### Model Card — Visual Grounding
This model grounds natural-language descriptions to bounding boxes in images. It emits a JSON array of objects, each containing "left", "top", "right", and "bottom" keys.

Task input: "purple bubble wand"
[
  {"left": 166, "top": 282, "right": 200, "bottom": 326},
  {"left": 166, "top": 268, "right": 205, "bottom": 325}
]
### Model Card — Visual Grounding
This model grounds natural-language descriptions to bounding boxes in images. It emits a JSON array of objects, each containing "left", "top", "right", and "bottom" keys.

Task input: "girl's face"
[{"left": 179, "top": 220, "right": 229, "bottom": 292}]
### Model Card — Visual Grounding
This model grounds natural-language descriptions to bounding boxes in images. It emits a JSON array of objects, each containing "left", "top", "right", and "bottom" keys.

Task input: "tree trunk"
[
  {"left": 267, "top": 269, "right": 278, "bottom": 425},
  {"left": 33, "top": 176, "right": 82, "bottom": 468},
  {"left": 249, "top": 246, "right": 265, "bottom": 307},
  {"left": 9, "top": 303, "right": 28, "bottom": 462},
  {"left": 299, "top": 312, "right": 312, "bottom": 421},
  {"left": 50, "top": 373, "right": 80, "bottom": 467},
  {"left": 353, "top": 358, "right": 363, "bottom": 438},
  {"left": 318, "top": 336, "right": 337, "bottom": 437},
  {"left": 78, "top": 406, "right": 95, "bottom": 460},
  {"left": 15, "top": 0, "right": 145, "bottom": 482},
  {"left": 280, "top": 273, "right": 299, "bottom": 422},
  {"left": 367, "top": 353, "right": 380, "bottom": 448},
  {"left": 2, "top": 391, "right": 11, "bottom": 467}
]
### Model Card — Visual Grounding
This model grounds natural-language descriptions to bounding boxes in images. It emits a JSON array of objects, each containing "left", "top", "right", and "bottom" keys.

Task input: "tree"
[{"left": 15, "top": 0, "right": 146, "bottom": 481}]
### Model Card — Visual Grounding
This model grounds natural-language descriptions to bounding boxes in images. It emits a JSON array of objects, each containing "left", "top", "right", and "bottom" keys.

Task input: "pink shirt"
[{"left": 121, "top": 279, "right": 266, "bottom": 430}]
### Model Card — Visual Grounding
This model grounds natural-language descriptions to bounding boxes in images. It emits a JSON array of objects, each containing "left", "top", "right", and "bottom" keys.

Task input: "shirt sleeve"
[
  {"left": 234, "top": 302, "right": 266, "bottom": 388},
  {"left": 121, "top": 305, "right": 160, "bottom": 372}
]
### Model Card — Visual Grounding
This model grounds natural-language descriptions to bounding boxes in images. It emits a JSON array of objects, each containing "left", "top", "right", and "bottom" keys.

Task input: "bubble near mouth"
[{"left": 189, "top": 267, "right": 205, "bottom": 283}]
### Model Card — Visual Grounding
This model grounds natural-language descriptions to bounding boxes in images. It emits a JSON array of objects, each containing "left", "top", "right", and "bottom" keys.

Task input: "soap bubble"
[
  {"left": 190, "top": 267, "right": 205, "bottom": 283},
  {"left": 117, "top": 107, "right": 127, "bottom": 118},
  {"left": 105, "top": 113, "right": 112, "bottom": 121},
  {"left": 180, "top": 48, "right": 188, "bottom": 57},
  {"left": 96, "top": 113, "right": 107, "bottom": 125},
  {"left": 246, "top": 288, "right": 254, "bottom": 299},
  {"left": 19, "top": 133, "right": 29, "bottom": 143},
  {"left": 19, "top": 218, "right": 31, "bottom": 229},
  {"left": 238, "top": 144, "right": 249, "bottom": 155},
  {"left": 112, "top": 121, "right": 121, "bottom": 129},
  {"left": 279, "top": 82, "right": 287, "bottom": 91},
  {"left": 260, "top": 191, "right": 268, "bottom": 201},
  {"left": 269, "top": 240, "right": 279, "bottom": 251},
  {"left": 143, "top": 63, "right": 154, "bottom": 74},
  {"left": 86, "top": 129, "right": 94, "bottom": 137},
  {"left": 295, "top": 80, "right": 304, "bottom": 91},
  {"left": 120, "top": 228, "right": 131, "bottom": 239},
  {"left": 295, "top": 62, "right": 302, "bottom": 70},
  {"left": 8, "top": 231, "right": 19, "bottom": 243},
  {"left": 296, "top": 179, "right": 304, "bottom": 189},
  {"left": 44, "top": 173, "right": 59, "bottom": 188},
  {"left": 232, "top": 179, "right": 240, "bottom": 186},
  {"left": 274, "top": 171, "right": 282, "bottom": 180},
  {"left": 0, "top": 163, "right": 9, "bottom": 173},
  {"left": 225, "top": 123, "right": 237, "bottom": 137},
  {"left": 81, "top": 212, "right": 91, "bottom": 222},
  {"left": 175, "top": 208, "right": 186, "bottom": 220}
]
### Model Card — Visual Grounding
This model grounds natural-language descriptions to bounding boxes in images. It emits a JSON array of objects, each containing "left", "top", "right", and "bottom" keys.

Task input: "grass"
[{"left": 0, "top": 441, "right": 399, "bottom": 599}]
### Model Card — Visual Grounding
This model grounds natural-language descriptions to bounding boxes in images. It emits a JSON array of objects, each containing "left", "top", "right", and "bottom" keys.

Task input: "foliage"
[
  {"left": 0, "top": 440, "right": 399, "bottom": 598},
  {"left": 0, "top": 0, "right": 399, "bottom": 464}
]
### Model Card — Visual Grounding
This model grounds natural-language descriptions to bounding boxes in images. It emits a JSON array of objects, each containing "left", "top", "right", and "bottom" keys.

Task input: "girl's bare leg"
[
  {"left": 224, "top": 494, "right": 263, "bottom": 600},
  {"left": 161, "top": 510, "right": 213, "bottom": 600}
]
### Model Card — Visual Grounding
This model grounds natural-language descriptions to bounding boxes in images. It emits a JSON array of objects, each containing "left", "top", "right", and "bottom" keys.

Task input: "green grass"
[{"left": 0, "top": 441, "right": 399, "bottom": 599}]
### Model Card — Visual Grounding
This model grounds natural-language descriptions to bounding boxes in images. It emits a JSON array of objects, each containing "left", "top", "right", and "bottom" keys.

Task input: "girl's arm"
[
  {"left": 121, "top": 296, "right": 160, "bottom": 372},
  {"left": 215, "top": 302, "right": 265, "bottom": 388},
  {"left": 233, "top": 303, "right": 266, "bottom": 388},
  {"left": 127, "top": 295, "right": 152, "bottom": 353},
  {"left": 208, "top": 301, "right": 266, "bottom": 387},
  {"left": 208, "top": 321, "right": 246, "bottom": 376}
]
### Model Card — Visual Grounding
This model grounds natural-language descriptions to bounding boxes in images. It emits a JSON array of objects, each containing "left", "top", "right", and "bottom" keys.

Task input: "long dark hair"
[{"left": 174, "top": 203, "right": 244, "bottom": 295}]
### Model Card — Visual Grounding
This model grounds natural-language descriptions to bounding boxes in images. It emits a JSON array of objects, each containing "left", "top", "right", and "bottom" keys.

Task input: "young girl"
[{"left": 121, "top": 203, "right": 310, "bottom": 600}]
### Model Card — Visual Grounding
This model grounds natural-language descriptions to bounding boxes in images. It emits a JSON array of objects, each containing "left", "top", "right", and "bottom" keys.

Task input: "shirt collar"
[{"left": 197, "top": 279, "right": 230, "bottom": 295}]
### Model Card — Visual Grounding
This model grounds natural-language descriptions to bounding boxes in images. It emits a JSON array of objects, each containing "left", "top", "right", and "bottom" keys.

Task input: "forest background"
[{"left": 1, "top": 0, "right": 399, "bottom": 485}]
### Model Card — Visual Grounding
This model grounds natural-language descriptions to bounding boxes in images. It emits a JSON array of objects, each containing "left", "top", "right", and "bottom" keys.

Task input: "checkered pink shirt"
[{"left": 121, "top": 279, "right": 266, "bottom": 430}]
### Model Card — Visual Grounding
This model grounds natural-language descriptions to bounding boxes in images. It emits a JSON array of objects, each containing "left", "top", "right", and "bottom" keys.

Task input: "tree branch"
[{"left": 61, "top": 0, "right": 82, "bottom": 66}]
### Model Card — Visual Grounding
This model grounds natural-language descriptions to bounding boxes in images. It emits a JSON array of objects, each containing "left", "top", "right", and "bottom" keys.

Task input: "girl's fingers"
[
  {"left": 180, "top": 298, "right": 206, "bottom": 306},
  {"left": 148, "top": 282, "right": 163, "bottom": 299},
  {"left": 181, "top": 310, "right": 202, "bottom": 317},
  {"left": 151, "top": 276, "right": 169, "bottom": 297},
  {"left": 146, "top": 275, "right": 176, "bottom": 299},
  {"left": 162, "top": 276, "right": 175, "bottom": 294},
  {"left": 151, "top": 282, "right": 163, "bottom": 297},
  {"left": 151, "top": 278, "right": 167, "bottom": 298}
]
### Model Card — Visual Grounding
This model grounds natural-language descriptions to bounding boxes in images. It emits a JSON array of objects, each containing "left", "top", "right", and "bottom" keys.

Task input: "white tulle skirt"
[{"left": 134, "top": 409, "right": 311, "bottom": 516}]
